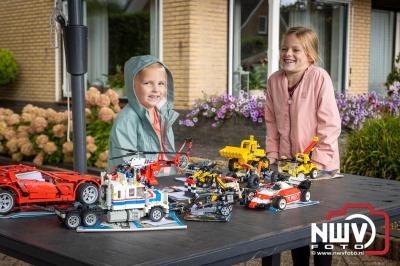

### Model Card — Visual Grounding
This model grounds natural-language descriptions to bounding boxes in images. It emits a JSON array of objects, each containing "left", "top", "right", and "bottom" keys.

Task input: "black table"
[{"left": 0, "top": 174, "right": 399, "bottom": 266}]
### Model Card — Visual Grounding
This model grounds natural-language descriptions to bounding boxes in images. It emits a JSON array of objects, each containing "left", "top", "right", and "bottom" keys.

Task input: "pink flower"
[
  {"left": 85, "top": 108, "right": 92, "bottom": 119},
  {"left": 5, "top": 138, "right": 18, "bottom": 153},
  {"left": 46, "top": 108, "right": 59, "bottom": 123},
  {"left": 36, "top": 134, "right": 49, "bottom": 148},
  {"left": 62, "top": 142, "right": 73, "bottom": 154},
  {"left": 95, "top": 159, "right": 107, "bottom": 169},
  {"left": 17, "top": 126, "right": 30, "bottom": 138},
  {"left": 16, "top": 137, "right": 30, "bottom": 148},
  {"left": 21, "top": 112, "right": 34, "bottom": 123},
  {"left": 86, "top": 87, "right": 101, "bottom": 106},
  {"left": 98, "top": 107, "right": 115, "bottom": 122},
  {"left": 20, "top": 142, "right": 34, "bottom": 156},
  {"left": 95, "top": 94, "right": 111, "bottom": 108},
  {"left": 86, "top": 136, "right": 95, "bottom": 144},
  {"left": 31, "top": 117, "right": 48, "bottom": 133},
  {"left": 52, "top": 124, "right": 66, "bottom": 138},
  {"left": 33, "top": 152, "right": 44, "bottom": 166},
  {"left": 22, "top": 104, "right": 35, "bottom": 114},
  {"left": 0, "top": 108, "right": 14, "bottom": 116},
  {"left": 43, "top": 142, "right": 58, "bottom": 155},
  {"left": 6, "top": 114, "right": 20, "bottom": 126},
  {"left": 0, "top": 121, "right": 8, "bottom": 135},
  {"left": 87, "top": 143, "right": 97, "bottom": 153},
  {"left": 98, "top": 150, "right": 108, "bottom": 161},
  {"left": 3, "top": 128, "right": 16, "bottom": 140},
  {"left": 106, "top": 89, "right": 120, "bottom": 106}
]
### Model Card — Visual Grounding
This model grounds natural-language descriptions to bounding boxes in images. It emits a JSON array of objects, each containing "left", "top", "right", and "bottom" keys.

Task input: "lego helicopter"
[{"left": 110, "top": 139, "right": 192, "bottom": 186}]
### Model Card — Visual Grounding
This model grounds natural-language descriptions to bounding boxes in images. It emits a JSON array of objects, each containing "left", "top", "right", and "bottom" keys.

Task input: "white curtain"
[
  {"left": 288, "top": 6, "right": 327, "bottom": 70},
  {"left": 87, "top": 4, "right": 109, "bottom": 86},
  {"left": 369, "top": 9, "right": 395, "bottom": 95}
]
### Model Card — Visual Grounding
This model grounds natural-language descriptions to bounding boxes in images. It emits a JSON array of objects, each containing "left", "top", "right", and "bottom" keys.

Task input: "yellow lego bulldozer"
[
  {"left": 219, "top": 136, "right": 270, "bottom": 187},
  {"left": 277, "top": 137, "right": 319, "bottom": 180}
]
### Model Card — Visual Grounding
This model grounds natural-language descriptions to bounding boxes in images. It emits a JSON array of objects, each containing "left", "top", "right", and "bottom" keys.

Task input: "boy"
[{"left": 108, "top": 55, "right": 178, "bottom": 169}]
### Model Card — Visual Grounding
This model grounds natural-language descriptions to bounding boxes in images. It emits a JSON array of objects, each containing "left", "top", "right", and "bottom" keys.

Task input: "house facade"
[{"left": 0, "top": 0, "right": 399, "bottom": 110}]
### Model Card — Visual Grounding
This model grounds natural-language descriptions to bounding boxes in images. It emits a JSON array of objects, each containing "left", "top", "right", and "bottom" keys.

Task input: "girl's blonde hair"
[{"left": 283, "top": 26, "right": 320, "bottom": 64}]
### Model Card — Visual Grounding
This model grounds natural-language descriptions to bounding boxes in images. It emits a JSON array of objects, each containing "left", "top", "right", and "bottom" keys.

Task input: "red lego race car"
[
  {"left": 246, "top": 179, "right": 311, "bottom": 210},
  {"left": 0, "top": 165, "right": 100, "bottom": 214}
]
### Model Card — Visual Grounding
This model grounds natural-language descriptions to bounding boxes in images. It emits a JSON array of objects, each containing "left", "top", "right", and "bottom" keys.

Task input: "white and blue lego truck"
[{"left": 56, "top": 172, "right": 169, "bottom": 229}]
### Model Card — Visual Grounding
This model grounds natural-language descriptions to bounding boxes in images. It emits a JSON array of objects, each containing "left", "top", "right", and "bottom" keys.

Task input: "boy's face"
[{"left": 134, "top": 64, "right": 167, "bottom": 109}]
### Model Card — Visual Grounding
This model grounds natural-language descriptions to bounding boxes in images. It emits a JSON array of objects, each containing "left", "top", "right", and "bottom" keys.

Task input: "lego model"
[
  {"left": 111, "top": 139, "right": 192, "bottom": 186},
  {"left": 170, "top": 191, "right": 234, "bottom": 222},
  {"left": 244, "top": 179, "right": 311, "bottom": 210},
  {"left": 277, "top": 137, "right": 319, "bottom": 179},
  {"left": 185, "top": 161, "right": 215, "bottom": 177},
  {"left": 219, "top": 136, "right": 270, "bottom": 188},
  {"left": 0, "top": 164, "right": 100, "bottom": 214},
  {"left": 56, "top": 172, "right": 169, "bottom": 229}
]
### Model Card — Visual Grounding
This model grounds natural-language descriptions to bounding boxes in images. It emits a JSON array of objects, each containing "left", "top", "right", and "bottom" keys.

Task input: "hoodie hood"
[{"left": 124, "top": 55, "right": 175, "bottom": 119}]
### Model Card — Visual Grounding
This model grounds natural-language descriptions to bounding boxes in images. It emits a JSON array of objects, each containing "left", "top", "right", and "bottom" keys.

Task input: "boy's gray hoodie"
[{"left": 108, "top": 55, "right": 179, "bottom": 169}]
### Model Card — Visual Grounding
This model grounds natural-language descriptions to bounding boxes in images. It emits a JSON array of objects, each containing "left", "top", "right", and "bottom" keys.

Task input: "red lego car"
[
  {"left": 0, "top": 165, "right": 100, "bottom": 214},
  {"left": 247, "top": 180, "right": 311, "bottom": 210}
]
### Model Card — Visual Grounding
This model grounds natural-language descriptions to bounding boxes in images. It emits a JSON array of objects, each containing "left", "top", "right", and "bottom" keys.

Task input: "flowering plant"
[
  {"left": 0, "top": 87, "right": 120, "bottom": 167},
  {"left": 180, "top": 90, "right": 400, "bottom": 131},
  {"left": 336, "top": 91, "right": 400, "bottom": 130},
  {"left": 179, "top": 91, "right": 266, "bottom": 128}
]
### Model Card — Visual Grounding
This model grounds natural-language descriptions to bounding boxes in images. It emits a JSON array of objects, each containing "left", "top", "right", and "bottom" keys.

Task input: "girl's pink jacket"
[{"left": 265, "top": 65, "right": 341, "bottom": 171}]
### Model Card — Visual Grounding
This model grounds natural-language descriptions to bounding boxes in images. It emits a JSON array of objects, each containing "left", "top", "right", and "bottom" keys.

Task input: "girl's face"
[
  {"left": 134, "top": 64, "right": 167, "bottom": 110},
  {"left": 280, "top": 34, "right": 312, "bottom": 75}
]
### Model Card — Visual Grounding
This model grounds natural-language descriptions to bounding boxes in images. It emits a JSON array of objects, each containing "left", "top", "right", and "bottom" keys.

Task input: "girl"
[{"left": 265, "top": 26, "right": 341, "bottom": 265}]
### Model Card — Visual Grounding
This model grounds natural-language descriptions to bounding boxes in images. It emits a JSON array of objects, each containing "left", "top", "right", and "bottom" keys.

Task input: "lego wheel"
[
  {"left": 296, "top": 172, "right": 306, "bottom": 180},
  {"left": 228, "top": 159, "right": 238, "bottom": 172},
  {"left": 65, "top": 213, "right": 81, "bottom": 229},
  {"left": 219, "top": 204, "right": 231, "bottom": 216},
  {"left": 247, "top": 174, "right": 260, "bottom": 188},
  {"left": 310, "top": 169, "right": 318, "bottom": 179},
  {"left": 149, "top": 207, "right": 164, "bottom": 222},
  {"left": 177, "top": 155, "right": 189, "bottom": 170},
  {"left": 273, "top": 197, "right": 287, "bottom": 210},
  {"left": 0, "top": 189, "right": 15, "bottom": 214},
  {"left": 77, "top": 183, "right": 99, "bottom": 205},
  {"left": 82, "top": 211, "right": 98, "bottom": 227},
  {"left": 301, "top": 190, "right": 311, "bottom": 202}
]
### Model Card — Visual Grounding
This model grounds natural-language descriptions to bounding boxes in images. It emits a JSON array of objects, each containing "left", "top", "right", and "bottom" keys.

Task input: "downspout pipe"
[{"left": 57, "top": 0, "right": 88, "bottom": 173}]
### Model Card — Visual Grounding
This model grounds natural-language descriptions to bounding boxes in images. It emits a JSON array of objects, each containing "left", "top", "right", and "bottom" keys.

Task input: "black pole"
[{"left": 63, "top": 0, "right": 88, "bottom": 173}]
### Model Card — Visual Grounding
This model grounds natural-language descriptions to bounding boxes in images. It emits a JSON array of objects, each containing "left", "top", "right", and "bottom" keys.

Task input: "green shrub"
[
  {"left": 0, "top": 48, "right": 18, "bottom": 86},
  {"left": 342, "top": 116, "right": 400, "bottom": 180}
]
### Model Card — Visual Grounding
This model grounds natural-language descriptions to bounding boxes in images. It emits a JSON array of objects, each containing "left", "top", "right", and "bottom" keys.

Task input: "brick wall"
[
  {"left": 348, "top": 0, "right": 371, "bottom": 94},
  {"left": 163, "top": 0, "right": 228, "bottom": 110},
  {"left": 0, "top": 0, "right": 56, "bottom": 102}
]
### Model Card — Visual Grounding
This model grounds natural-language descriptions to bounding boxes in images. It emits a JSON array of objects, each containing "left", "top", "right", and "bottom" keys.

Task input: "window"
[
  {"left": 232, "top": 0, "right": 269, "bottom": 96},
  {"left": 258, "top": 16, "right": 268, "bottom": 34},
  {"left": 280, "top": 0, "right": 348, "bottom": 92},
  {"left": 129, "top": 188, "right": 135, "bottom": 197},
  {"left": 87, "top": 0, "right": 161, "bottom": 97},
  {"left": 368, "top": 9, "right": 395, "bottom": 95},
  {"left": 62, "top": 0, "right": 161, "bottom": 98}
]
